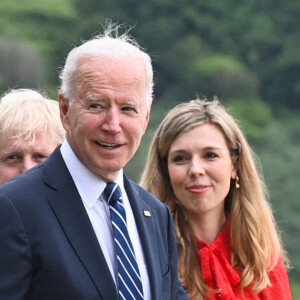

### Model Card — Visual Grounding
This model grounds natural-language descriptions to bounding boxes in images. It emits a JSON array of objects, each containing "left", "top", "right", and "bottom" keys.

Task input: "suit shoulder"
[
  {"left": 128, "top": 179, "right": 168, "bottom": 210},
  {"left": 129, "top": 179, "right": 157, "bottom": 198}
]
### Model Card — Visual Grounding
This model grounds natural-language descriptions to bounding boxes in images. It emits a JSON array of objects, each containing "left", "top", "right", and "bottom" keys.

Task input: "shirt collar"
[{"left": 60, "top": 140, "right": 124, "bottom": 209}]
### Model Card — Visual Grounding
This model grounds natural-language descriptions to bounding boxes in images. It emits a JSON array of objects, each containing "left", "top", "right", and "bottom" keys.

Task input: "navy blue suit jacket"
[{"left": 0, "top": 147, "right": 189, "bottom": 300}]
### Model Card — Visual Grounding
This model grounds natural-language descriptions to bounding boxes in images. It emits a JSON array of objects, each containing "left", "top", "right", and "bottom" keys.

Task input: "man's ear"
[
  {"left": 143, "top": 107, "right": 151, "bottom": 134},
  {"left": 59, "top": 93, "right": 70, "bottom": 132}
]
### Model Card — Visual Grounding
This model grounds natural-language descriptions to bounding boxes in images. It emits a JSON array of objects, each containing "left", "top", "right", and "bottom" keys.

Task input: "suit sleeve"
[
  {"left": 0, "top": 194, "right": 32, "bottom": 299},
  {"left": 178, "top": 279, "right": 190, "bottom": 300}
]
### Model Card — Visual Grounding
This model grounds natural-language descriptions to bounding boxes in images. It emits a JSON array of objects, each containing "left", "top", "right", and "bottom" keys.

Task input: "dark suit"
[{"left": 0, "top": 147, "right": 189, "bottom": 300}]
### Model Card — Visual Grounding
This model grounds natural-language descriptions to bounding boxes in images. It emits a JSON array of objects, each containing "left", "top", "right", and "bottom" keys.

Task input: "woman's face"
[{"left": 167, "top": 124, "right": 237, "bottom": 222}]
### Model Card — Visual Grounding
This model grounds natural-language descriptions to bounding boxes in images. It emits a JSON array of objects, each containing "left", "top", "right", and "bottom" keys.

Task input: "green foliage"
[
  {"left": 255, "top": 113, "right": 300, "bottom": 280},
  {"left": 190, "top": 56, "right": 258, "bottom": 100},
  {"left": 0, "top": 38, "right": 47, "bottom": 91},
  {"left": 291, "top": 279, "right": 300, "bottom": 299},
  {"left": 0, "top": 0, "right": 76, "bottom": 43},
  {"left": 226, "top": 98, "right": 273, "bottom": 142},
  {"left": 0, "top": 0, "right": 77, "bottom": 90},
  {"left": 1, "top": 0, "right": 300, "bottom": 288}
]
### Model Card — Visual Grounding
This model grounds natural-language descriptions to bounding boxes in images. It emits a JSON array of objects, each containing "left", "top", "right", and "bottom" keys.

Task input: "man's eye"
[
  {"left": 122, "top": 106, "right": 136, "bottom": 112},
  {"left": 4, "top": 155, "right": 21, "bottom": 165},
  {"left": 34, "top": 154, "right": 47, "bottom": 160},
  {"left": 89, "top": 103, "right": 102, "bottom": 110},
  {"left": 33, "top": 154, "right": 48, "bottom": 163},
  {"left": 7, "top": 155, "right": 20, "bottom": 161}
]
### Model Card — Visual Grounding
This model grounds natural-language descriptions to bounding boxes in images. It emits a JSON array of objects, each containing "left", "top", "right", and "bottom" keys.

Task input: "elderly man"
[{"left": 0, "top": 25, "right": 189, "bottom": 300}]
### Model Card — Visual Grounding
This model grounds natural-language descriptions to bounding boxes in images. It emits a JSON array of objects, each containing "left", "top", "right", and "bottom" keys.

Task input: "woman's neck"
[{"left": 188, "top": 211, "right": 227, "bottom": 245}]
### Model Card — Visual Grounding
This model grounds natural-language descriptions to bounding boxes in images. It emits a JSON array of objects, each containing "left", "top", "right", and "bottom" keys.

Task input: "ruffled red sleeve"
[{"left": 196, "top": 223, "right": 292, "bottom": 300}]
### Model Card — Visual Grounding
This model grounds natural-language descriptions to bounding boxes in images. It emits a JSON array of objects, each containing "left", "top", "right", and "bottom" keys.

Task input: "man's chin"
[{"left": 91, "top": 164, "right": 124, "bottom": 182}]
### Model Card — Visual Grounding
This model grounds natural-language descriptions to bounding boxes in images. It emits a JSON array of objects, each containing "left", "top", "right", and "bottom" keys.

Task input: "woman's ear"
[
  {"left": 231, "top": 162, "right": 239, "bottom": 180},
  {"left": 231, "top": 170, "right": 238, "bottom": 180},
  {"left": 231, "top": 156, "right": 239, "bottom": 180}
]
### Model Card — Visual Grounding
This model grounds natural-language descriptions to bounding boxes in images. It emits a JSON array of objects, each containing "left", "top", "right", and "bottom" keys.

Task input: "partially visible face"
[
  {"left": 167, "top": 124, "right": 237, "bottom": 222},
  {"left": 0, "top": 133, "right": 59, "bottom": 185},
  {"left": 60, "top": 56, "right": 150, "bottom": 182}
]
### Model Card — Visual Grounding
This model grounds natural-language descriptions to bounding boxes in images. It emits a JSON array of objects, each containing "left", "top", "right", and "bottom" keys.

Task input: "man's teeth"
[{"left": 98, "top": 142, "right": 119, "bottom": 148}]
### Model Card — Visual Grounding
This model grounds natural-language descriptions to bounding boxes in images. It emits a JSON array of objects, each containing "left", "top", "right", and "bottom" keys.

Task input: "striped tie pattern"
[{"left": 104, "top": 182, "right": 144, "bottom": 300}]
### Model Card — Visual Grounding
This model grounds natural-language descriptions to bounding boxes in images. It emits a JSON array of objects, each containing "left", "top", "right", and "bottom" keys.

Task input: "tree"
[
  {"left": 0, "top": 0, "right": 77, "bottom": 92},
  {"left": 0, "top": 38, "right": 46, "bottom": 91}
]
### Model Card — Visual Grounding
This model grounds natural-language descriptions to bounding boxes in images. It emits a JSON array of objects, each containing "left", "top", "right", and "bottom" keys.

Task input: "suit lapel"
[
  {"left": 124, "top": 175, "right": 161, "bottom": 299},
  {"left": 44, "top": 148, "right": 118, "bottom": 300}
]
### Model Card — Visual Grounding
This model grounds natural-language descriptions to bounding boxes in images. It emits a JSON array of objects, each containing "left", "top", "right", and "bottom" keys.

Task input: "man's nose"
[
  {"left": 21, "top": 157, "right": 38, "bottom": 173},
  {"left": 101, "top": 109, "right": 122, "bottom": 133}
]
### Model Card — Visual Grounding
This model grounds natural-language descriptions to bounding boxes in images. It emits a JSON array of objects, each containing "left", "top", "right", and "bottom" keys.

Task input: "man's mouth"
[{"left": 96, "top": 142, "right": 121, "bottom": 149}]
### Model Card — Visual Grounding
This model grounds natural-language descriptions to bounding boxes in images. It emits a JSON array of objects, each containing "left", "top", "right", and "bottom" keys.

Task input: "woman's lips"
[{"left": 186, "top": 184, "right": 210, "bottom": 194}]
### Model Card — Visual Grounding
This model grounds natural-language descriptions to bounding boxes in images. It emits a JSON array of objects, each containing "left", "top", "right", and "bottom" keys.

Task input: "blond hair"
[
  {"left": 140, "top": 98, "right": 288, "bottom": 299},
  {"left": 0, "top": 88, "right": 65, "bottom": 146}
]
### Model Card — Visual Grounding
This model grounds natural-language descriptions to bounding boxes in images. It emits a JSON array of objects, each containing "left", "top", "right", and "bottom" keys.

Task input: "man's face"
[
  {"left": 60, "top": 56, "right": 151, "bottom": 182},
  {"left": 0, "top": 134, "right": 59, "bottom": 185}
]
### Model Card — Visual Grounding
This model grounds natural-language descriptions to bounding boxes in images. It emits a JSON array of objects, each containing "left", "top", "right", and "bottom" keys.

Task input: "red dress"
[{"left": 196, "top": 224, "right": 292, "bottom": 300}]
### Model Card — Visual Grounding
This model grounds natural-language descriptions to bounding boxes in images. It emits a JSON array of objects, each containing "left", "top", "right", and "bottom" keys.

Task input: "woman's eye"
[
  {"left": 173, "top": 156, "right": 188, "bottom": 163},
  {"left": 205, "top": 152, "right": 219, "bottom": 159}
]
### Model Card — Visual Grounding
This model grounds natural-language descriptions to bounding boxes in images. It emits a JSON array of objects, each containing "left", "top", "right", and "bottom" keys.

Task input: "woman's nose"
[{"left": 188, "top": 159, "right": 205, "bottom": 177}]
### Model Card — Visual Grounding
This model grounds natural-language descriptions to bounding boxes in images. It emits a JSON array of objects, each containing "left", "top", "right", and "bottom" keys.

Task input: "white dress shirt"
[{"left": 60, "top": 140, "right": 151, "bottom": 299}]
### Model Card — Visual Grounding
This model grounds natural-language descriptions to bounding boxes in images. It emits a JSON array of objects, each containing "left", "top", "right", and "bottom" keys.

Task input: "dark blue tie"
[{"left": 104, "top": 182, "right": 144, "bottom": 300}]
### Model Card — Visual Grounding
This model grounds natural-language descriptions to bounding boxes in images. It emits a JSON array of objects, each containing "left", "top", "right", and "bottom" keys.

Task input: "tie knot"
[{"left": 104, "top": 182, "right": 122, "bottom": 205}]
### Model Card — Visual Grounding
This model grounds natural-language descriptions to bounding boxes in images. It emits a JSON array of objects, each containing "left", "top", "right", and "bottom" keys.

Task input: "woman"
[{"left": 140, "top": 98, "right": 292, "bottom": 299}]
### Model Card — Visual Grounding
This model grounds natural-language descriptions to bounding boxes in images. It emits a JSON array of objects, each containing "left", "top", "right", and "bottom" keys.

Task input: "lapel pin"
[{"left": 143, "top": 210, "right": 151, "bottom": 217}]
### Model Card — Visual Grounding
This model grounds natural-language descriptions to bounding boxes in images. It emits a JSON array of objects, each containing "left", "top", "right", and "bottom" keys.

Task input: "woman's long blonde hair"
[{"left": 140, "top": 98, "right": 288, "bottom": 299}]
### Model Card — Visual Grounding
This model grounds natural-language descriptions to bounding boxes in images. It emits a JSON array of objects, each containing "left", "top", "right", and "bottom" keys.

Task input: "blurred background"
[{"left": 1, "top": 0, "right": 299, "bottom": 297}]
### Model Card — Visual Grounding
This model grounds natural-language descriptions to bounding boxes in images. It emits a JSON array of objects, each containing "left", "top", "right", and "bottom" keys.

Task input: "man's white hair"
[{"left": 59, "top": 23, "right": 154, "bottom": 108}]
